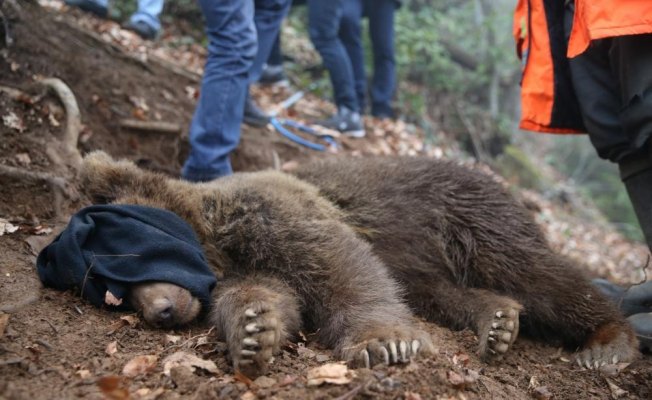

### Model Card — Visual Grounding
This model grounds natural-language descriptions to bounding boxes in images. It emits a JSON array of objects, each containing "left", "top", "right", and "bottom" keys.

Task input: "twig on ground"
[
  {"left": 40, "top": 318, "right": 59, "bottom": 334},
  {"left": 0, "top": 84, "right": 29, "bottom": 100},
  {"left": 333, "top": 384, "right": 363, "bottom": 400},
  {"left": 119, "top": 118, "right": 181, "bottom": 135}
]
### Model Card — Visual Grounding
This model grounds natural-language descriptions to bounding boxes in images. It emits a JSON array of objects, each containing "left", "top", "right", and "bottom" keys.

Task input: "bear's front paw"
[
  {"left": 576, "top": 322, "right": 639, "bottom": 369},
  {"left": 229, "top": 302, "right": 283, "bottom": 377},
  {"left": 341, "top": 326, "right": 434, "bottom": 369}
]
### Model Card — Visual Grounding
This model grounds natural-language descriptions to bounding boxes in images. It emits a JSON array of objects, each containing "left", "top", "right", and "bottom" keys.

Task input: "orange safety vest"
[{"left": 513, "top": 0, "right": 652, "bottom": 134}]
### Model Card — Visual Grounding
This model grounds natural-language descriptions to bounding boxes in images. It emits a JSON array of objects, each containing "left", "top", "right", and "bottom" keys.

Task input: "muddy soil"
[{"left": 1, "top": 3, "right": 651, "bottom": 400}]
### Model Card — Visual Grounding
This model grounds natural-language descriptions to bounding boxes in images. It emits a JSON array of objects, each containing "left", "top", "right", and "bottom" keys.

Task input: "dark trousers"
[
  {"left": 307, "top": 0, "right": 359, "bottom": 112},
  {"left": 564, "top": 4, "right": 652, "bottom": 179},
  {"left": 340, "top": 0, "right": 396, "bottom": 117},
  {"left": 182, "top": 0, "right": 290, "bottom": 182}
]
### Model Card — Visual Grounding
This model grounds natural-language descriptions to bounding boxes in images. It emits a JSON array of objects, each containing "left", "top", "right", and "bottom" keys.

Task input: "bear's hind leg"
[
  {"left": 211, "top": 275, "right": 301, "bottom": 377},
  {"left": 408, "top": 280, "right": 522, "bottom": 361}
]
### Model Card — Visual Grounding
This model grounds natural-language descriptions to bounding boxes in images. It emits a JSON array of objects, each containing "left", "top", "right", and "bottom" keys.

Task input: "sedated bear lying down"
[{"left": 80, "top": 151, "right": 638, "bottom": 376}]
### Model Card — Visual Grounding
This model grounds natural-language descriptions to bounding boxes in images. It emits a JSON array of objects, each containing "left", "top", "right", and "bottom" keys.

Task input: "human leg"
[
  {"left": 126, "top": 0, "right": 165, "bottom": 39},
  {"left": 306, "top": 0, "right": 358, "bottom": 112},
  {"left": 64, "top": 0, "right": 108, "bottom": 18},
  {"left": 182, "top": 0, "right": 257, "bottom": 182},
  {"left": 339, "top": 0, "right": 366, "bottom": 113},
  {"left": 366, "top": 0, "right": 396, "bottom": 118}
]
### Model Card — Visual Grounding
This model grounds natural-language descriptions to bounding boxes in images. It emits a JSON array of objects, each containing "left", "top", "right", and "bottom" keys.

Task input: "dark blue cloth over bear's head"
[{"left": 36, "top": 205, "right": 217, "bottom": 310}]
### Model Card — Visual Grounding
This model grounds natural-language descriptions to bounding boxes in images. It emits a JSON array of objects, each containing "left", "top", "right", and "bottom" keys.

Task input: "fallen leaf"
[
  {"left": 76, "top": 369, "right": 92, "bottom": 379},
  {"left": 0, "top": 313, "right": 9, "bottom": 337},
  {"left": 162, "top": 351, "right": 219, "bottom": 376},
  {"left": 606, "top": 378, "right": 628, "bottom": 399},
  {"left": 240, "top": 391, "right": 256, "bottom": 400},
  {"left": 3, "top": 112, "right": 25, "bottom": 132},
  {"left": 15, "top": 153, "right": 31, "bottom": 166},
  {"left": 97, "top": 375, "right": 130, "bottom": 400},
  {"left": 306, "top": 363, "right": 355, "bottom": 386},
  {"left": 122, "top": 355, "right": 158, "bottom": 377},
  {"left": 253, "top": 375, "right": 276, "bottom": 389},
  {"left": 106, "top": 340, "right": 118, "bottom": 356},
  {"left": 0, "top": 219, "right": 19, "bottom": 236},
  {"left": 121, "top": 315, "right": 140, "bottom": 327},
  {"left": 165, "top": 334, "right": 181, "bottom": 344},
  {"left": 447, "top": 370, "right": 466, "bottom": 388},
  {"left": 32, "top": 225, "right": 53, "bottom": 235},
  {"left": 48, "top": 113, "right": 60, "bottom": 127}
]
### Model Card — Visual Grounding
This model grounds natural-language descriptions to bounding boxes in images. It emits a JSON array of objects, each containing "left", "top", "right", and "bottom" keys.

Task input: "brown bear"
[{"left": 79, "top": 152, "right": 638, "bottom": 377}]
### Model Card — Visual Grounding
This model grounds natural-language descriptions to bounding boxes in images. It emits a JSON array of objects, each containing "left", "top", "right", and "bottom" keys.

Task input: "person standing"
[
  {"left": 308, "top": 0, "right": 365, "bottom": 137},
  {"left": 513, "top": 0, "right": 652, "bottom": 348},
  {"left": 181, "top": 0, "right": 291, "bottom": 182},
  {"left": 65, "top": 0, "right": 164, "bottom": 40},
  {"left": 339, "top": 0, "right": 399, "bottom": 119}
]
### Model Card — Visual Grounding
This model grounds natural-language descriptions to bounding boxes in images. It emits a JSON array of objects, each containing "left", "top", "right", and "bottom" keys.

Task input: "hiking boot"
[
  {"left": 315, "top": 106, "right": 365, "bottom": 138},
  {"left": 627, "top": 313, "right": 652, "bottom": 352},
  {"left": 124, "top": 20, "right": 160, "bottom": 41},
  {"left": 259, "top": 64, "right": 289, "bottom": 86},
  {"left": 243, "top": 97, "right": 270, "bottom": 127},
  {"left": 592, "top": 278, "right": 652, "bottom": 316},
  {"left": 64, "top": 0, "right": 108, "bottom": 18}
]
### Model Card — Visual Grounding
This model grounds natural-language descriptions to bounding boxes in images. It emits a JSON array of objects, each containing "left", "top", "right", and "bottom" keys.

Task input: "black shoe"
[
  {"left": 627, "top": 313, "right": 652, "bottom": 352},
  {"left": 124, "top": 20, "right": 160, "bottom": 41},
  {"left": 258, "top": 64, "right": 289, "bottom": 86},
  {"left": 64, "top": 0, "right": 108, "bottom": 18},
  {"left": 243, "top": 97, "right": 270, "bottom": 127},
  {"left": 315, "top": 106, "right": 365, "bottom": 138},
  {"left": 592, "top": 278, "right": 652, "bottom": 316}
]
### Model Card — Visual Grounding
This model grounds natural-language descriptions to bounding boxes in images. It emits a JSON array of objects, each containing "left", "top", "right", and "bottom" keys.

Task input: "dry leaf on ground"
[
  {"left": 162, "top": 351, "right": 219, "bottom": 376},
  {"left": 97, "top": 375, "right": 130, "bottom": 400},
  {"left": 0, "top": 312, "right": 9, "bottom": 337},
  {"left": 122, "top": 355, "right": 158, "bottom": 377},
  {"left": 306, "top": 363, "right": 355, "bottom": 386}
]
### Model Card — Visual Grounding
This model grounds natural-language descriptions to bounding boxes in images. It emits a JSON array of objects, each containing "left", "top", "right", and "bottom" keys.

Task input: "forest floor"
[{"left": 1, "top": 2, "right": 651, "bottom": 399}]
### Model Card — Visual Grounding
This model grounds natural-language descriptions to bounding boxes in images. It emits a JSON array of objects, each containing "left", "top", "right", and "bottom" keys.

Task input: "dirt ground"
[{"left": 1, "top": 3, "right": 651, "bottom": 399}]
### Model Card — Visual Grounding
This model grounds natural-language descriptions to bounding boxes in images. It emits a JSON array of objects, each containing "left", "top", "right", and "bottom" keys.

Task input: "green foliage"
[
  {"left": 546, "top": 136, "right": 643, "bottom": 241},
  {"left": 495, "top": 145, "right": 548, "bottom": 191}
]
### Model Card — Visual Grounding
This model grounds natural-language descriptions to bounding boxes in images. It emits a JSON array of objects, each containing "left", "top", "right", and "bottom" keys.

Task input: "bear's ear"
[{"left": 78, "top": 151, "right": 143, "bottom": 204}]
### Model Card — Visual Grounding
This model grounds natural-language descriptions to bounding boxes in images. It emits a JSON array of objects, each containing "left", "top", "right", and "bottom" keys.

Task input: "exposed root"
[
  {"left": 0, "top": 84, "right": 29, "bottom": 100},
  {"left": 38, "top": 77, "right": 82, "bottom": 169}
]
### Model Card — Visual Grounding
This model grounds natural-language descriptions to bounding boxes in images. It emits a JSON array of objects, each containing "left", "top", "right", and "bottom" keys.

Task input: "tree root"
[
  {"left": 0, "top": 78, "right": 83, "bottom": 220},
  {"left": 38, "top": 77, "right": 82, "bottom": 169}
]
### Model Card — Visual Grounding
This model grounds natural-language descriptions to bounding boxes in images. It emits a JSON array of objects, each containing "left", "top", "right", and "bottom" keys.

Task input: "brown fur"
[
  {"left": 80, "top": 152, "right": 434, "bottom": 376},
  {"left": 294, "top": 157, "right": 638, "bottom": 366},
  {"left": 79, "top": 152, "right": 638, "bottom": 375}
]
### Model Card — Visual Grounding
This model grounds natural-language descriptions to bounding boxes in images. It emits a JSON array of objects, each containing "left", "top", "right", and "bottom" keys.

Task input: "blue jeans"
[
  {"left": 307, "top": 0, "right": 358, "bottom": 112},
  {"left": 182, "top": 0, "right": 290, "bottom": 182},
  {"left": 90, "top": 0, "right": 163, "bottom": 31},
  {"left": 340, "top": 0, "right": 396, "bottom": 117}
]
